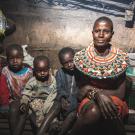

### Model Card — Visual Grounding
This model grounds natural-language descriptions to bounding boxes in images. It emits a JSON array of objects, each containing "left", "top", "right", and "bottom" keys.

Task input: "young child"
[
  {"left": 18, "top": 56, "right": 58, "bottom": 135},
  {"left": 0, "top": 46, "right": 8, "bottom": 112},
  {"left": 0, "top": 44, "right": 32, "bottom": 134},
  {"left": 55, "top": 47, "right": 79, "bottom": 135}
]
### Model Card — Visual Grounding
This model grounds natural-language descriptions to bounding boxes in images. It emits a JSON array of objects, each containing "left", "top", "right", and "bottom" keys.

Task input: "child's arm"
[
  {"left": 37, "top": 101, "right": 60, "bottom": 135},
  {"left": 20, "top": 79, "right": 34, "bottom": 113},
  {"left": 55, "top": 70, "right": 67, "bottom": 101}
]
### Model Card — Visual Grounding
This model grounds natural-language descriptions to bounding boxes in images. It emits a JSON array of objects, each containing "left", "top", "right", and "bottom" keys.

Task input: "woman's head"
[{"left": 92, "top": 16, "right": 114, "bottom": 49}]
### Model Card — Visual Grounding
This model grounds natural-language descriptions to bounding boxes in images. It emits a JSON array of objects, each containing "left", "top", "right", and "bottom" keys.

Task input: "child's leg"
[
  {"left": 29, "top": 112, "right": 38, "bottom": 135},
  {"left": 8, "top": 100, "right": 28, "bottom": 135},
  {"left": 13, "top": 112, "right": 28, "bottom": 135},
  {"left": 58, "top": 111, "right": 77, "bottom": 135},
  {"left": 8, "top": 100, "right": 20, "bottom": 135},
  {"left": 37, "top": 101, "right": 61, "bottom": 135}
]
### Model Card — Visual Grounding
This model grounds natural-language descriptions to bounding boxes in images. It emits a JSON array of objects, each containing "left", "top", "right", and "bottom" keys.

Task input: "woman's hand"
[{"left": 94, "top": 92, "right": 118, "bottom": 119}]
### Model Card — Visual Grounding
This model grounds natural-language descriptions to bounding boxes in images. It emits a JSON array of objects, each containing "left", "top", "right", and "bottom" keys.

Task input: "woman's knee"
[{"left": 81, "top": 104, "right": 101, "bottom": 125}]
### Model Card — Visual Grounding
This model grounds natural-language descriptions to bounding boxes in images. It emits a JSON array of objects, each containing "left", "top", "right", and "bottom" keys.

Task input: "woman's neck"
[{"left": 94, "top": 45, "right": 111, "bottom": 56}]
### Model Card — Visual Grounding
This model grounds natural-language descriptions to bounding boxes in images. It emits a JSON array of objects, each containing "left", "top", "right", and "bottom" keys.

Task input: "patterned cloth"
[
  {"left": 20, "top": 74, "right": 57, "bottom": 127},
  {"left": 2, "top": 66, "right": 32, "bottom": 99},
  {"left": 0, "top": 74, "right": 10, "bottom": 107},
  {"left": 78, "top": 96, "right": 128, "bottom": 118},
  {"left": 74, "top": 44, "right": 129, "bottom": 79}
]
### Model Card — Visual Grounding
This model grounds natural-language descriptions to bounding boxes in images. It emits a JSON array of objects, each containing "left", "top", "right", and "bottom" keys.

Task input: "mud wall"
[{"left": 0, "top": 0, "right": 134, "bottom": 69}]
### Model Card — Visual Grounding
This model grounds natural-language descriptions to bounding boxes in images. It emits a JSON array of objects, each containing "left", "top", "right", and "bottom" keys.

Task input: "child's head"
[
  {"left": 33, "top": 56, "right": 50, "bottom": 82},
  {"left": 6, "top": 44, "right": 24, "bottom": 72},
  {"left": 58, "top": 47, "right": 75, "bottom": 71}
]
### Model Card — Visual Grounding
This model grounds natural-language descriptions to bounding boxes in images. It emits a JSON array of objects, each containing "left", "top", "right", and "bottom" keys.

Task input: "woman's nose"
[{"left": 99, "top": 31, "right": 104, "bottom": 38}]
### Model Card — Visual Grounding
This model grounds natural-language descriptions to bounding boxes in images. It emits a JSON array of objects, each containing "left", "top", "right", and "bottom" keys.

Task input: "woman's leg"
[
  {"left": 101, "top": 118, "right": 126, "bottom": 135},
  {"left": 70, "top": 103, "right": 126, "bottom": 135},
  {"left": 70, "top": 103, "right": 101, "bottom": 135}
]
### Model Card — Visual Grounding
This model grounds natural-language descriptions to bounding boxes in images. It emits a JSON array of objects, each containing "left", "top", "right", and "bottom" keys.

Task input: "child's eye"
[
  {"left": 94, "top": 30, "right": 99, "bottom": 33},
  {"left": 103, "top": 30, "right": 111, "bottom": 33},
  {"left": 36, "top": 70, "right": 49, "bottom": 72}
]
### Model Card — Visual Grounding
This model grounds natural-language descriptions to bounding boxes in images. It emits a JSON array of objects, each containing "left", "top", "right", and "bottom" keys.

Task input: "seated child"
[
  {"left": 0, "top": 44, "right": 32, "bottom": 134},
  {"left": 55, "top": 47, "right": 79, "bottom": 135},
  {"left": 18, "top": 56, "right": 58, "bottom": 135}
]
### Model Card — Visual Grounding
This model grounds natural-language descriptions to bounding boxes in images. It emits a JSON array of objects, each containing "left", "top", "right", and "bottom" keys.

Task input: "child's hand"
[
  {"left": 19, "top": 103, "right": 27, "bottom": 113},
  {"left": 61, "top": 97, "right": 70, "bottom": 111}
]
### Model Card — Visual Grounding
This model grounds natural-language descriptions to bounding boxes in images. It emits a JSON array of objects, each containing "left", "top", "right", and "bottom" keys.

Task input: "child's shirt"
[
  {"left": 56, "top": 68, "right": 78, "bottom": 114},
  {"left": 1, "top": 66, "right": 32, "bottom": 100},
  {"left": 0, "top": 74, "right": 10, "bottom": 110},
  {"left": 20, "top": 74, "right": 57, "bottom": 115}
]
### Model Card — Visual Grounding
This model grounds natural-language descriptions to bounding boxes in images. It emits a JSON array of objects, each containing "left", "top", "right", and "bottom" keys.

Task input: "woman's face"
[{"left": 92, "top": 21, "right": 114, "bottom": 48}]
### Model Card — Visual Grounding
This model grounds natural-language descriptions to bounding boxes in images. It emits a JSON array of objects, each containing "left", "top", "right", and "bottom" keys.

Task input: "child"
[
  {"left": 2, "top": 44, "right": 32, "bottom": 98},
  {"left": 55, "top": 47, "right": 79, "bottom": 135},
  {"left": 1, "top": 44, "right": 32, "bottom": 134},
  {"left": 0, "top": 46, "right": 8, "bottom": 112},
  {"left": 18, "top": 56, "right": 58, "bottom": 135}
]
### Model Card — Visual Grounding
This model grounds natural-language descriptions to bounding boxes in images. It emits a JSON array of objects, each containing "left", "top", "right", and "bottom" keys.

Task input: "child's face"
[
  {"left": 7, "top": 49, "right": 24, "bottom": 72},
  {"left": 61, "top": 52, "right": 75, "bottom": 71},
  {"left": 34, "top": 60, "right": 50, "bottom": 82}
]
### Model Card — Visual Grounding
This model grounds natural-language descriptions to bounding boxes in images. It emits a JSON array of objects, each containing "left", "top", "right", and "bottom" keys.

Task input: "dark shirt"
[{"left": 56, "top": 68, "right": 79, "bottom": 112}]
